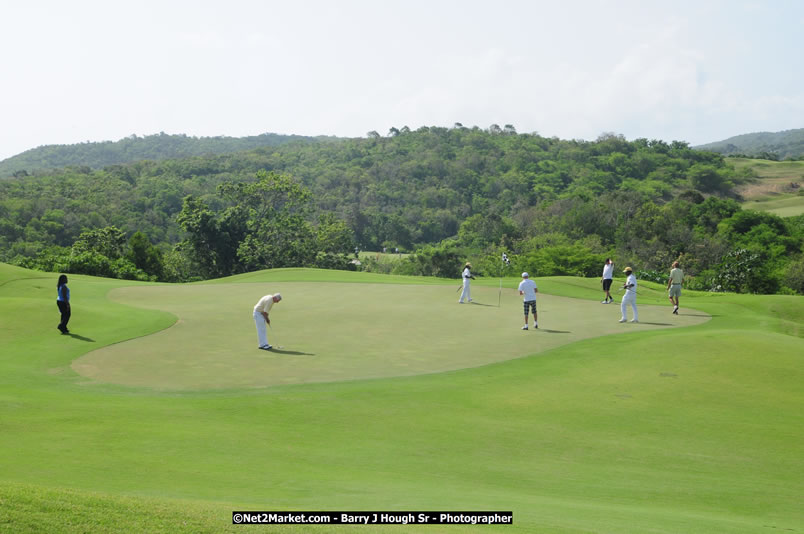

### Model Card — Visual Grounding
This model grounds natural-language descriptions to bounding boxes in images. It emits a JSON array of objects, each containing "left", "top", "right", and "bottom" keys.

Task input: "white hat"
[
  {"left": 274, "top": 293, "right": 282, "bottom": 301},
  {"left": 521, "top": 272, "right": 529, "bottom": 278}
]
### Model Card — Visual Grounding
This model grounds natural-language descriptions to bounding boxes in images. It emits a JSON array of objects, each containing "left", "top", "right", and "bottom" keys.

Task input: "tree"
[
  {"left": 72, "top": 226, "right": 127, "bottom": 259},
  {"left": 687, "top": 164, "right": 731, "bottom": 193},
  {"left": 176, "top": 196, "right": 244, "bottom": 278},
  {"left": 127, "top": 231, "right": 164, "bottom": 279},
  {"left": 220, "top": 171, "right": 317, "bottom": 270}
]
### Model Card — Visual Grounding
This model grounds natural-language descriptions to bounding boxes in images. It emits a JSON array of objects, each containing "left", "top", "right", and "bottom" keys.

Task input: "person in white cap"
[
  {"left": 518, "top": 272, "right": 538, "bottom": 330},
  {"left": 619, "top": 267, "right": 638, "bottom": 323},
  {"left": 458, "top": 262, "right": 475, "bottom": 303},
  {"left": 253, "top": 293, "right": 282, "bottom": 350}
]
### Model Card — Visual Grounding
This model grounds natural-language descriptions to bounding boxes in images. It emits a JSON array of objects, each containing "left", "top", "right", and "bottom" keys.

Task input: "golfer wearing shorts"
[
  {"left": 601, "top": 258, "right": 614, "bottom": 304},
  {"left": 619, "top": 267, "right": 638, "bottom": 323},
  {"left": 253, "top": 293, "right": 282, "bottom": 350},
  {"left": 518, "top": 272, "right": 538, "bottom": 330},
  {"left": 667, "top": 261, "right": 683, "bottom": 314}
]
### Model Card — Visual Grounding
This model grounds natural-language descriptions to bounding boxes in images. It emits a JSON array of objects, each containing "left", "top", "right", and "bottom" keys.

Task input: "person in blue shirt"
[{"left": 57, "top": 274, "right": 71, "bottom": 334}]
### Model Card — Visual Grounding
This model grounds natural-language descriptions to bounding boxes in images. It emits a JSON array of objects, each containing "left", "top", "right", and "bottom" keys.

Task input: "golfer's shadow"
[
  {"left": 638, "top": 322, "right": 673, "bottom": 326},
  {"left": 66, "top": 333, "right": 95, "bottom": 342},
  {"left": 468, "top": 302, "right": 495, "bottom": 307},
  {"left": 541, "top": 329, "right": 570, "bottom": 334},
  {"left": 270, "top": 349, "right": 315, "bottom": 356}
]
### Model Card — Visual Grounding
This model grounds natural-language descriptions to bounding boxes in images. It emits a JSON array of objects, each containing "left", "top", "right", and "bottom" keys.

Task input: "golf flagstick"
[{"left": 499, "top": 251, "right": 510, "bottom": 308}]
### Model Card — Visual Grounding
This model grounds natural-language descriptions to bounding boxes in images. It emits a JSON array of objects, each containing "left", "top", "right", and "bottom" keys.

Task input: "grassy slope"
[
  {"left": 731, "top": 158, "right": 804, "bottom": 216},
  {"left": 0, "top": 265, "right": 802, "bottom": 533}
]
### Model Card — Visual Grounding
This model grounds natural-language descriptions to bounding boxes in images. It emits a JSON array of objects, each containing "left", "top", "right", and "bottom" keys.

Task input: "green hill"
[
  {"left": 695, "top": 128, "right": 804, "bottom": 160},
  {"left": 0, "top": 131, "right": 343, "bottom": 178}
]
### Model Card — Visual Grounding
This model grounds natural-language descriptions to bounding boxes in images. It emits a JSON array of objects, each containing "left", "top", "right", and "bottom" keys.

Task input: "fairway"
[
  {"left": 742, "top": 194, "right": 804, "bottom": 217},
  {"left": 72, "top": 282, "right": 708, "bottom": 390}
]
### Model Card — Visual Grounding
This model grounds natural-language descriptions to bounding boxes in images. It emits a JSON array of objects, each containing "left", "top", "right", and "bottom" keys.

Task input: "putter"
[{"left": 268, "top": 323, "right": 284, "bottom": 349}]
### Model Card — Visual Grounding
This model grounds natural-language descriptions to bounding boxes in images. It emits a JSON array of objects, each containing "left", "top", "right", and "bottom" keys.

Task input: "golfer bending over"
[
  {"left": 667, "top": 261, "right": 683, "bottom": 315},
  {"left": 619, "top": 267, "right": 638, "bottom": 323},
  {"left": 518, "top": 272, "right": 538, "bottom": 330},
  {"left": 253, "top": 293, "right": 282, "bottom": 350}
]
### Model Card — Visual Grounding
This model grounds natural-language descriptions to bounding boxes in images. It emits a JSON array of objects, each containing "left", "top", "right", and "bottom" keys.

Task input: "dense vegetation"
[
  {"left": 695, "top": 128, "right": 804, "bottom": 160},
  {"left": 1, "top": 126, "right": 802, "bottom": 293},
  {"left": 0, "top": 131, "right": 340, "bottom": 178}
]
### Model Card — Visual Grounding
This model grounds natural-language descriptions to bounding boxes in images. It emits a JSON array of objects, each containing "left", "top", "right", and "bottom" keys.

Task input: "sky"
[{"left": 1, "top": 0, "right": 802, "bottom": 161}]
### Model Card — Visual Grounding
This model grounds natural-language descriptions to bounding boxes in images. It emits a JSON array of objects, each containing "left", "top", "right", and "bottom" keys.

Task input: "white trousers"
[
  {"left": 459, "top": 279, "right": 471, "bottom": 302},
  {"left": 253, "top": 310, "right": 269, "bottom": 347},
  {"left": 621, "top": 294, "right": 638, "bottom": 321}
]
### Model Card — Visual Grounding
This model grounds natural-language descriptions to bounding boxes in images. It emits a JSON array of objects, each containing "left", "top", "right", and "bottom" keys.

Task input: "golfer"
[
  {"left": 601, "top": 258, "right": 614, "bottom": 304},
  {"left": 619, "top": 267, "right": 638, "bottom": 323},
  {"left": 667, "top": 261, "right": 683, "bottom": 314},
  {"left": 56, "top": 274, "right": 71, "bottom": 334},
  {"left": 253, "top": 293, "right": 282, "bottom": 350},
  {"left": 458, "top": 262, "right": 475, "bottom": 303},
  {"left": 518, "top": 272, "right": 538, "bottom": 330}
]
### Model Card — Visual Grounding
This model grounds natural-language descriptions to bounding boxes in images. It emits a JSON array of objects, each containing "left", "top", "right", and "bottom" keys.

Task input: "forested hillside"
[
  {"left": 1, "top": 126, "right": 802, "bottom": 294},
  {"left": 0, "top": 132, "right": 341, "bottom": 178},
  {"left": 695, "top": 128, "right": 804, "bottom": 160}
]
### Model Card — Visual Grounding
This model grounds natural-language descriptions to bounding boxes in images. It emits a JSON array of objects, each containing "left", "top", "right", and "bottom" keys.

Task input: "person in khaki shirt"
[
  {"left": 667, "top": 261, "right": 683, "bottom": 315},
  {"left": 253, "top": 293, "right": 282, "bottom": 350}
]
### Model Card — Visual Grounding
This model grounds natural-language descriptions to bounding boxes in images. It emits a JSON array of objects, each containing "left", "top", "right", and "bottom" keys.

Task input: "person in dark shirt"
[{"left": 57, "top": 274, "right": 71, "bottom": 334}]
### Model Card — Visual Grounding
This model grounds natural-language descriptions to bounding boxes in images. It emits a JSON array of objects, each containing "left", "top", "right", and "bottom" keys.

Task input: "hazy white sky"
[{"left": 1, "top": 0, "right": 802, "bottom": 160}]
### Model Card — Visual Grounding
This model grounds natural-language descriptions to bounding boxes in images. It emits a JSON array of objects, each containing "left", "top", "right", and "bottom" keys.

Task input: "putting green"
[{"left": 72, "top": 282, "right": 708, "bottom": 390}]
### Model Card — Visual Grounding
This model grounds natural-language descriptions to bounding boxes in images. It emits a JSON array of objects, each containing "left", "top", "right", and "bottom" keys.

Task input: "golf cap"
[
  {"left": 522, "top": 272, "right": 529, "bottom": 278},
  {"left": 623, "top": 267, "right": 632, "bottom": 273},
  {"left": 274, "top": 293, "right": 282, "bottom": 301},
  {"left": 465, "top": 262, "right": 471, "bottom": 267}
]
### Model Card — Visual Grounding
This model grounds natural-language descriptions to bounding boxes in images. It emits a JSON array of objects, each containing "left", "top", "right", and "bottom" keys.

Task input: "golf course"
[{"left": 1, "top": 263, "right": 802, "bottom": 533}]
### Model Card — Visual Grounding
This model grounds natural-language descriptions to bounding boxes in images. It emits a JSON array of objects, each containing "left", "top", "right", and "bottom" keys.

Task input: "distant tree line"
[
  {"left": 1, "top": 126, "right": 802, "bottom": 293},
  {"left": 0, "top": 131, "right": 341, "bottom": 178}
]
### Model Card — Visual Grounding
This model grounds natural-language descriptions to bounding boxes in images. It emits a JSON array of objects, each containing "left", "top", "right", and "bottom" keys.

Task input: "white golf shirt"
[
  {"left": 624, "top": 274, "right": 637, "bottom": 299},
  {"left": 602, "top": 262, "right": 614, "bottom": 280},
  {"left": 518, "top": 278, "right": 538, "bottom": 301}
]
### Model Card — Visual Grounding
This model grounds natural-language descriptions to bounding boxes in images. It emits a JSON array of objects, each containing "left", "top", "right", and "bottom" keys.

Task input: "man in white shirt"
[
  {"left": 619, "top": 267, "right": 638, "bottom": 323},
  {"left": 253, "top": 293, "right": 282, "bottom": 350},
  {"left": 518, "top": 272, "right": 539, "bottom": 330},
  {"left": 601, "top": 258, "right": 614, "bottom": 304},
  {"left": 458, "top": 262, "right": 475, "bottom": 303}
]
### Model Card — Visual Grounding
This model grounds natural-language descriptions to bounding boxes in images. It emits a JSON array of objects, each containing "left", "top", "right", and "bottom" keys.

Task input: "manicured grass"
[
  {"left": 742, "top": 194, "right": 804, "bottom": 217},
  {"left": 731, "top": 157, "right": 804, "bottom": 215},
  {"left": 0, "top": 264, "right": 802, "bottom": 533},
  {"left": 72, "top": 280, "right": 706, "bottom": 390}
]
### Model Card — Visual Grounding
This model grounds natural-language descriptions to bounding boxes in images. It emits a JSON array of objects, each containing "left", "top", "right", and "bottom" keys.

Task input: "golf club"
[{"left": 268, "top": 323, "right": 284, "bottom": 349}]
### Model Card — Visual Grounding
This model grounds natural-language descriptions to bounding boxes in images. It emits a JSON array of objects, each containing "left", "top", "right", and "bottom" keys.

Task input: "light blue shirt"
[{"left": 58, "top": 285, "right": 70, "bottom": 302}]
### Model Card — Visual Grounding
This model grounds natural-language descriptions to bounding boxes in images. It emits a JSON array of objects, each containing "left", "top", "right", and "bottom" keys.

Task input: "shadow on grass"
[
  {"left": 468, "top": 302, "right": 496, "bottom": 307},
  {"left": 66, "top": 333, "right": 95, "bottom": 342},
  {"left": 636, "top": 322, "right": 673, "bottom": 326},
  {"left": 268, "top": 349, "right": 315, "bottom": 356},
  {"left": 540, "top": 329, "right": 571, "bottom": 334}
]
